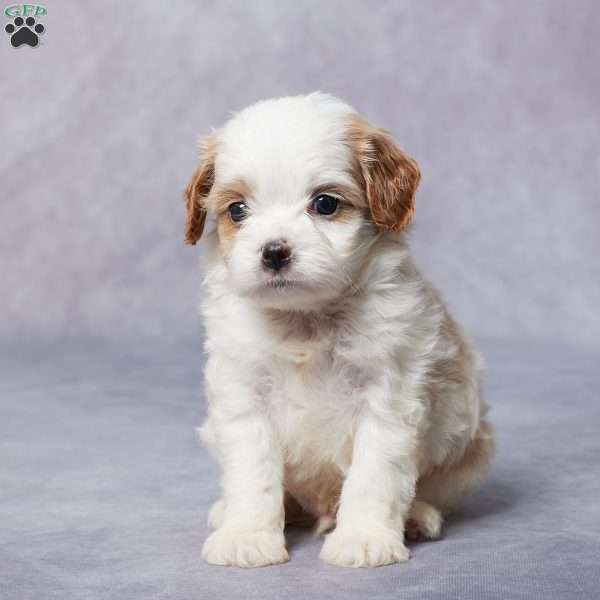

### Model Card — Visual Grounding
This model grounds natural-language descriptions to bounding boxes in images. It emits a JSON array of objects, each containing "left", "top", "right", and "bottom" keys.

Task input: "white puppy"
[{"left": 184, "top": 93, "right": 493, "bottom": 568}]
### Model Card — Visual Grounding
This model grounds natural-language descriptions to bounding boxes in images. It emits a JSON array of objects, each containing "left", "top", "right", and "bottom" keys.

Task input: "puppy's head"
[{"left": 184, "top": 93, "right": 420, "bottom": 310}]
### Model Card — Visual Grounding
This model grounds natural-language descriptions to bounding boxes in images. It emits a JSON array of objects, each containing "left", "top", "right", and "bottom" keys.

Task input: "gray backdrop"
[{"left": 1, "top": 2, "right": 599, "bottom": 599}]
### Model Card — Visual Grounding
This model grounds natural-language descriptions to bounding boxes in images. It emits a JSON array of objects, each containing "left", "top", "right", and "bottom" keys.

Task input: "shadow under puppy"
[{"left": 184, "top": 93, "right": 494, "bottom": 568}]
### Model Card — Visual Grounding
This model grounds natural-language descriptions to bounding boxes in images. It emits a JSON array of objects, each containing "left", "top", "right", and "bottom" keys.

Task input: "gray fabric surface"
[
  {"left": 1, "top": 1, "right": 599, "bottom": 598},
  {"left": 1, "top": 340, "right": 599, "bottom": 599}
]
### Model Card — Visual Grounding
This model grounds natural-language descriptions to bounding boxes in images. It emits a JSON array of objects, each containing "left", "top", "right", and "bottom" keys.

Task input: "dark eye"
[
  {"left": 228, "top": 202, "right": 248, "bottom": 223},
  {"left": 311, "top": 194, "right": 339, "bottom": 215}
]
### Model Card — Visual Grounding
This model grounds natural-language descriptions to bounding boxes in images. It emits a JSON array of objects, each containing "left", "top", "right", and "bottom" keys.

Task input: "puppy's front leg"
[
  {"left": 320, "top": 383, "right": 417, "bottom": 568},
  {"left": 201, "top": 396, "right": 287, "bottom": 568}
]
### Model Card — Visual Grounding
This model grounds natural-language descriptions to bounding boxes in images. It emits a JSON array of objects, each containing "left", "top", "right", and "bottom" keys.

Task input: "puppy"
[{"left": 184, "top": 93, "right": 493, "bottom": 568}]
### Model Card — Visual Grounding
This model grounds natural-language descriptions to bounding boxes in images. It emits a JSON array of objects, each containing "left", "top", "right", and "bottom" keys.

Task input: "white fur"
[{"left": 194, "top": 93, "right": 492, "bottom": 568}]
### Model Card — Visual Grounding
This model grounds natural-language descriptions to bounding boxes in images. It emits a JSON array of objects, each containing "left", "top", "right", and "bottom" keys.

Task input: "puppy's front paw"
[
  {"left": 319, "top": 526, "right": 409, "bottom": 568},
  {"left": 202, "top": 526, "right": 289, "bottom": 568}
]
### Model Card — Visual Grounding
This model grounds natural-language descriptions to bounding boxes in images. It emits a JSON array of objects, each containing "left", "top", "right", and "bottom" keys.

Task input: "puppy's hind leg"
[
  {"left": 405, "top": 499, "right": 443, "bottom": 540},
  {"left": 417, "top": 420, "right": 495, "bottom": 515}
]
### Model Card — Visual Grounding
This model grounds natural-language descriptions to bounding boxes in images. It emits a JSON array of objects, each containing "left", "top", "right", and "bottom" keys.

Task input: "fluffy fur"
[{"left": 184, "top": 93, "right": 493, "bottom": 568}]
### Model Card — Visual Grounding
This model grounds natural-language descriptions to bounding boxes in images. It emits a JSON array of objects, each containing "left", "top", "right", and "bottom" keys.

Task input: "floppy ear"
[
  {"left": 183, "top": 135, "right": 217, "bottom": 245},
  {"left": 348, "top": 117, "right": 421, "bottom": 232}
]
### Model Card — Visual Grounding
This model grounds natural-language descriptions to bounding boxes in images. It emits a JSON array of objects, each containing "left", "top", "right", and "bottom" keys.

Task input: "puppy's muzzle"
[{"left": 261, "top": 240, "right": 292, "bottom": 272}]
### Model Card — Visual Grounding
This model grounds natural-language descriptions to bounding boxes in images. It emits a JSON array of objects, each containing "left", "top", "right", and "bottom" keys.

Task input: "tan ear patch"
[
  {"left": 183, "top": 135, "right": 218, "bottom": 245},
  {"left": 347, "top": 115, "right": 421, "bottom": 232}
]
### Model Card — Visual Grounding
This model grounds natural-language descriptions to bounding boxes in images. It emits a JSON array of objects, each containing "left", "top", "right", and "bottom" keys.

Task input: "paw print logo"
[{"left": 5, "top": 16, "right": 45, "bottom": 47}]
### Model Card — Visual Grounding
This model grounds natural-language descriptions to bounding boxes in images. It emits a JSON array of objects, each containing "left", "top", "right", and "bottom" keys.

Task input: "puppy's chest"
[{"left": 266, "top": 339, "right": 371, "bottom": 463}]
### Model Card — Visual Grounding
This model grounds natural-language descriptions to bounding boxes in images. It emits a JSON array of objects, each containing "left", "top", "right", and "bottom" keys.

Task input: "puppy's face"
[{"left": 184, "top": 94, "right": 420, "bottom": 310}]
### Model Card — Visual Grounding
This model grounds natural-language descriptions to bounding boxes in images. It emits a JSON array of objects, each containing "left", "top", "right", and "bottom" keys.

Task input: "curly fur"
[{"left": 184, "top": 93, "right": 494, "bottom": 568}]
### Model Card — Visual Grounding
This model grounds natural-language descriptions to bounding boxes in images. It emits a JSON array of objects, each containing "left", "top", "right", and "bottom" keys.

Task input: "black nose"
[{"left": 261, "top": 241, "right": 292, "bottom": 272}]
